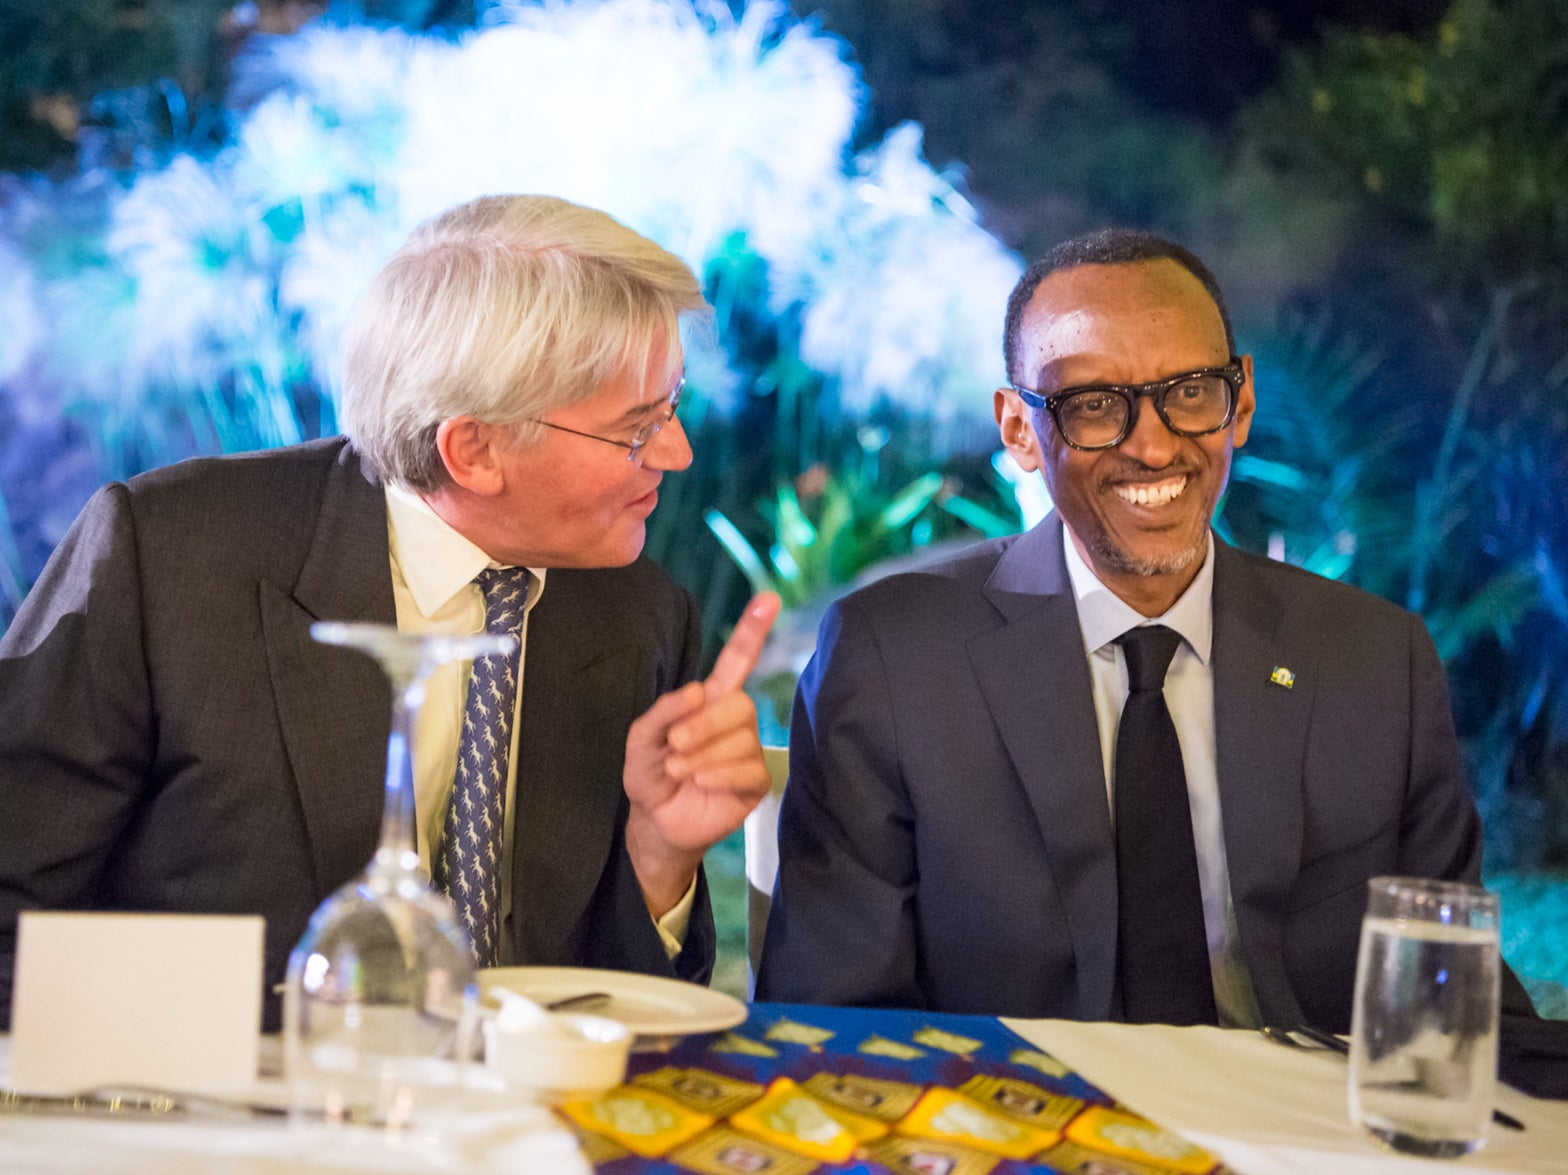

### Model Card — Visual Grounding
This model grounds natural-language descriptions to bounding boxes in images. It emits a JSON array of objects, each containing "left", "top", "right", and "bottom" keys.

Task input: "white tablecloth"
[
  {"left": 1007, "top": 1019, "right": 1568, "bottom": 1174},
  {"left": 6, "top": 1025, "right": 1566, "bottom": 1173},
  {"left": 0, "top": 1037, "right": 589, "bottom": 1175}
]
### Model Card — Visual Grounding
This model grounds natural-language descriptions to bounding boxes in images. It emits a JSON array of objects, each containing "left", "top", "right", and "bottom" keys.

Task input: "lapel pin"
[{"left": 1270, "top": 666, "right": 1296, "bottom": 689}]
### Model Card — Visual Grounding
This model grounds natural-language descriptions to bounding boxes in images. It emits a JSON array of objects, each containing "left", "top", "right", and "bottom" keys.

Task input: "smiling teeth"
[{"left": 1116, "top": 478, "right": 1187, "bottom": 506}]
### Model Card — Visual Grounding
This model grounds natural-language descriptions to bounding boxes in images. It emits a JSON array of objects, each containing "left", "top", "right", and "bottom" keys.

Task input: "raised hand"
[{"left": 622, "top": 592, "right": 782, "bottom": 917}]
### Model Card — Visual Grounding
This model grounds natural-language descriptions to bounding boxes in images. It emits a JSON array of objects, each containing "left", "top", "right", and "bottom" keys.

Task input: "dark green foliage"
[
  {"left": 0, "top": 0, "right": 237, "bottom": 170},
  {"left": 1250, "top": 0, "right": 1568, "bottom": 354},
  {"left": 1228, "top": 2, "right": 1568, "bottom": 870}
]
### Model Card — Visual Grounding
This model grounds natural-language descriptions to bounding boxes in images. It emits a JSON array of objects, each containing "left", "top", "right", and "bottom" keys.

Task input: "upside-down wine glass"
[{"left": 283, "top": 623, "right": 517, "bottom": 1159}]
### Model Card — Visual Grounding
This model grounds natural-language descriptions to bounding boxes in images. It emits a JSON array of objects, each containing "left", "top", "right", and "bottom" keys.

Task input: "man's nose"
[
  {"left": 642, "top": 414, "right": 693, "bottom": 472},
  {"left": 1117, "top": 395, "right": 1182, "bottom": 468}
]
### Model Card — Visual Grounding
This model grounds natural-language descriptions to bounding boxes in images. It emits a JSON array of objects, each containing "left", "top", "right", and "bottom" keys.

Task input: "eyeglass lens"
[
  {"left": 1056, "top": 375, "right": 1231, "bottom": 448},
  {"left": 626, "top": 383, "right": 683, "bottom": 455}
]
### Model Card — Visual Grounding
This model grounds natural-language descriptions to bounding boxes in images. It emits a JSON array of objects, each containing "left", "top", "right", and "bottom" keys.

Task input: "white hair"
[{"left": 341, "top": 194, "right": 706, "bottom": 490}]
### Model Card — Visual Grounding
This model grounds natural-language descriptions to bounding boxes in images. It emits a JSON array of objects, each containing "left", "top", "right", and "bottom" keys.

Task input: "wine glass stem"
[{"left": 373, "top": 676, "right": 425, "bottom": 876}]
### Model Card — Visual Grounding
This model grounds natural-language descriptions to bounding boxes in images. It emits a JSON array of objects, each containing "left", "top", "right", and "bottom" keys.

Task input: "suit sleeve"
[
  {"left": 582, "top": 583, "right": 716, "bottom": 985},
  {"left": 0, "top": 484, "right": 153, "bottom": 1027},
  {"left": 1398, "top": 615, "right": 1481, "bottom": 880},
  {"left": 1399, "top": 613, "right": 1536, "bottom": 1017},
  {"left": 755, "top": 594, "right": 924, "bottom": 1008}
]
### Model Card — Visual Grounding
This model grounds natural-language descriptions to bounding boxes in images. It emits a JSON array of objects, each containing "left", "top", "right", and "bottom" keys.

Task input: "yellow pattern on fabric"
[
  {"left": 865, "top": 1134, "right": 1001, "bottom": 1175},
  {"left": 728, "top": 1077, "right": 865, "bottom": 1163},
  {"left": 858, "top": 1035, "right": 926, "bottom": 1060},
  {"left": 1043, "top": 1138, "right": 1206, "bottom": 1175},
  {"left": 959, "top": 1075, "right": 1084, "bottom": 1130},
  {"left": 802, "top": 1072, "right": 924, "bottom": 1122},
  {"left": 634, "top": 1067, "right": 764, "bottom": 1118},
  {"left": 911, "top": 1026, "right": 983, "bottom": 1054},
  {"left": 568, "top": 1127, "right": 629, "bottom": 1166},
  {"left": 764, "top": 1018, "right": 837, "bottom": 1048},
  {"left": 710, "top": 1031, "right": 780, "bottom": 1058},
  {"left": 671, "top": 1126, "right": 821, "bottom": 1175},
  {"left": 559, "top": 1086, "right": 713, "bottom": 1158},
  {"left": 1065, "top": 1107, "right": 1218, "bottom": 1173},
  {"left": 896, "top": 1087, "right": 1060, "bottom": 1158},
  {"left": 1008, "top": 1048, "right": 1071, "bottom": 1078}
]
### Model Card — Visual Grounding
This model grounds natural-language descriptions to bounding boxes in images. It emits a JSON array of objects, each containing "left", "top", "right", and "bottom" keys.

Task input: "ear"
[
  {"left": 434, "top": 417, "right": 506, "bottom": 496},
  {"left": 1231, "top": 354, "right": 1256, "bottom": 448},
  {"left": 995, "top": 387, "right": 1042, "bottom": 472}
]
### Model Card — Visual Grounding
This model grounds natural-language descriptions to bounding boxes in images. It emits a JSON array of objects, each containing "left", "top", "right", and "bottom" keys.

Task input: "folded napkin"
[{"left": 1499, "top": 1012, "right": 1568, "bottom": 1100}]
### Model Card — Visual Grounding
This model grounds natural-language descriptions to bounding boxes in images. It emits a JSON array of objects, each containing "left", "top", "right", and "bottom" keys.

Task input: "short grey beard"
[{"left": 1088, "top": 530, "right": 1204, "bottom": 578}]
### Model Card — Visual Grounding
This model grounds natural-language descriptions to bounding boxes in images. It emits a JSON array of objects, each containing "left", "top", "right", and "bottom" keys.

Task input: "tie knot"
[
  {"left": 1117, "top": 625, "right": 1181, "bottom": 692},
  {"left": 476, "top": 567, "right": 531, "bottom": 636}
]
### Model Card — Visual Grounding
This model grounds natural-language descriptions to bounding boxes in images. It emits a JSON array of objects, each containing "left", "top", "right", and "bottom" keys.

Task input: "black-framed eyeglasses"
[
  {"left": 1011, "top": 360, "right": 1244, "bottom": 451},
  {"left": 531, "top": 378, "right": 684, "bottom": 462}
]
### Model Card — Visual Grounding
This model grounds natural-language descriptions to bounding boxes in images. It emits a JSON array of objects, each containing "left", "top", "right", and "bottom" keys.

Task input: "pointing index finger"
[{"left": 705, "top": 591, "right": 781, "bottom": 696}]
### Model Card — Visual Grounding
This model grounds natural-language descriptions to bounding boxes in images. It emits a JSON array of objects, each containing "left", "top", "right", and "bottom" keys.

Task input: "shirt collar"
[
  {"left": 385, "top": 483, "right": 547, "bottom": 618},
  {"left": 1062, "top": 524, "right": 1214, "bottom": 664}
]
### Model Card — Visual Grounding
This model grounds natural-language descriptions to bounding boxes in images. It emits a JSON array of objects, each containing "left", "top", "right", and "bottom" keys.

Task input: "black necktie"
[{"left": 1113, "top": 625, "right": 1217, "bottom": 1026}]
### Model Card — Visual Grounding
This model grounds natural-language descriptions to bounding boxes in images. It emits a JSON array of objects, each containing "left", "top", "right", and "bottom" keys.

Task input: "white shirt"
[
  {"left": 1062, "top": 529, "right": 1262, "bottom": 1028},
  {"left": 384, "top": 484, "right": 692, "bottom": 960}
]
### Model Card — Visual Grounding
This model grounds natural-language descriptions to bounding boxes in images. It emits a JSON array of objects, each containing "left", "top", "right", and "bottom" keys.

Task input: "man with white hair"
[{"left": 0, "top": 194, "right": 778, "bottom": 1028}]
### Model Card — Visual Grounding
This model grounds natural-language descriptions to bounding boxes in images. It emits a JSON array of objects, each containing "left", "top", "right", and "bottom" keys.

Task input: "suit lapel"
[
  {"left": 509, "top": 572, "right": 639, "bottom": 962},
  {"left": 260, "top": 443, "right": 396, "bottom": 899},
  {"left": 968, "top": 516, "right": 1119, "bottom": 1019},
  {"left": 1211, "top": 541, "right": 1315, "bottom": 1027}
]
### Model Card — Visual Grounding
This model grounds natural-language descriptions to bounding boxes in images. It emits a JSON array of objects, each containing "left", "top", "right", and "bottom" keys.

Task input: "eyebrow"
[
  {"left": 603, "top": 397, "right": 671, "bottom": 431},
  {"left": 1036, "top": 361, "right": 1230, "bottom": 392}
]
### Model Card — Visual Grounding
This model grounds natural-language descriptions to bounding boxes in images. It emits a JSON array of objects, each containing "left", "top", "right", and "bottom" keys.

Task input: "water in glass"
[{"left": 1349, "top": 879, "right": 1500, "bottom": 1159}]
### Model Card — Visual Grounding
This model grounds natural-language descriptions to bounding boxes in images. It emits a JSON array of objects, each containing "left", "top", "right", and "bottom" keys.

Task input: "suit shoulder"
[
  {"left": 124, "top": 438, "right": 352, "bottom": 508},
  {"left": 840, "top": 534, "right": 1015, "bottom": 611},
  {"left": 109, "top": 438, "right": 362, "bottom": 576},
  {"left": 1224, "top": 543, "right": 1420, "bottom": 630},
  {"left": 811, "top": 535, "right": 1018, "bottom": 651},
  {"left": 545, "top": 557, "right": 693, "bottom": 632}
]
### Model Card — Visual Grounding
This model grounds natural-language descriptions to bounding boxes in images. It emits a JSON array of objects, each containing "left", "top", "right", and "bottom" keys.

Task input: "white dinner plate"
[{"left": 477, "top": 967, "right": 747, "bottom": 1037}]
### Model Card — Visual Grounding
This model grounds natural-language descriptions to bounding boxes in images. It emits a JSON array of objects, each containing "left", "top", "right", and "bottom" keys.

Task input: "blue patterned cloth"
[{"left": 435, "top": 566, "right": 530, "bottom": 966}]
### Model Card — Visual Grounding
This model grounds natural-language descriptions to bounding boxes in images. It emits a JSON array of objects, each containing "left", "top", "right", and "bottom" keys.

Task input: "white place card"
[{"left": 9, "top": 911, "right": 264, "bottom": 1095}]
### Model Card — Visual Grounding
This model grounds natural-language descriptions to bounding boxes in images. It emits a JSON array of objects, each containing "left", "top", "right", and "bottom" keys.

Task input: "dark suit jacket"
[
  {"left": 0, "top": 438, "right": 713, "bottom": 1029},
  {"left": 757, "top": 514, "right": 1526, "bottom": 1032}
]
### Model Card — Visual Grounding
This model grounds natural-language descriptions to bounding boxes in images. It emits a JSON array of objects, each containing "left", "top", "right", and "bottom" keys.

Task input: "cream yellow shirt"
[{"left": 384, "top": 484, "right": 692, "bottom": 959}]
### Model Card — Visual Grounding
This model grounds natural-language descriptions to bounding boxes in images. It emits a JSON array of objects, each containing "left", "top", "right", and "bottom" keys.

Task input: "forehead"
[
  {"left": 571, "top": 330, "right": 682, "bottom": 418},
  {"left": 1017, "top": 260, "right": 1228, "bottom": 385}
]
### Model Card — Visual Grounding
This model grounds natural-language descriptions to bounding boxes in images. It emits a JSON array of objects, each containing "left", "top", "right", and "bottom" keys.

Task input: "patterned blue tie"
[{"left": 435, "top": 566, "right": 530, "bottom": 967}]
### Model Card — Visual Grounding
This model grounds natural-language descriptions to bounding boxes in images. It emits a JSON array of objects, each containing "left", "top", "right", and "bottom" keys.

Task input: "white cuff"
[{"left": 653, "top": 876, "right": 698, "bottom": 959}]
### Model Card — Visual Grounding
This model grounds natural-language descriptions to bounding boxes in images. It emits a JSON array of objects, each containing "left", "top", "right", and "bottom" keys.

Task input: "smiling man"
[
  {"left": 757, "top": 228, "right": 1529, "bottom": 1031},
  {"left": 0, "top": 194, "right": 779, "bottom": 1029}
]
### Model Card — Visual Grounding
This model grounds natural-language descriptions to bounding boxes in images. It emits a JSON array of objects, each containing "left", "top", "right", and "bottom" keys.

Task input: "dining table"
[{"left": 2, "top": 1001, "right": 1565, "bottom": 1174}]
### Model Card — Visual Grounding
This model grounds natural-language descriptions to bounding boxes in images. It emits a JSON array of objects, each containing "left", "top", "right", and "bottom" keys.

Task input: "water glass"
[{"left": 1348, "top": 876, "right": 1500, "bottom": 1158}]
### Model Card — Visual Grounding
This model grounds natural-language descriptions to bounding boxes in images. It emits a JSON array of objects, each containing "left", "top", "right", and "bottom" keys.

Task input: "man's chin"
[{"left": 1091, "top": 532, "right": 1205, "bottom": 578}]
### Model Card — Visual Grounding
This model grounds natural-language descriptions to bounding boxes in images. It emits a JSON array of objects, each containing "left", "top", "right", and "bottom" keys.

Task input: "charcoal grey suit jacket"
[
  {"left": 0, "top": 438, "right": 712, "bottom": 1028},
  {"left": 757, "top": 513, "right": 1523, "bottom": 1032}
]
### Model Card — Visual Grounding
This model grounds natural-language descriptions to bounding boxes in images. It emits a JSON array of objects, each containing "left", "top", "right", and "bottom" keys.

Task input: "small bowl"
[{"left": 482, "top": 1012, "right": 631, "bottom": 1101}]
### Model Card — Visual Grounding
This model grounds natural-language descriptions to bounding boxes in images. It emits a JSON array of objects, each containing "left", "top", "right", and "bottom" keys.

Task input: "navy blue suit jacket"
[{"left": 757, "top": 514, "right": 1520, "bottom": 1032}]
